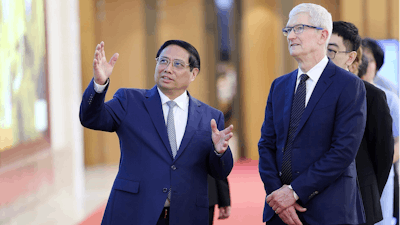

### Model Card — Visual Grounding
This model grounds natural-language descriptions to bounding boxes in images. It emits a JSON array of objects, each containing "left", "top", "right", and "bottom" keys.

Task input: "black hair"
[
  {"left": 156, "top": 40, "right": 200, "bottom": 72},
  {"left": 362, "top": 38, "right": 385, "bottom": 71},
  {"left": 357, "top": 53, "right": 369, "bottom": 78},
  {"left": 332, "top": 21, "right": 361, "bottom": 52}
]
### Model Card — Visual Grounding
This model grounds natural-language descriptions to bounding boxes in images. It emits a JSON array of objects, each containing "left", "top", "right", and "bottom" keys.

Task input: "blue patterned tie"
[{"left": 281, "top": 74, "right": 309, "bottom": 184}]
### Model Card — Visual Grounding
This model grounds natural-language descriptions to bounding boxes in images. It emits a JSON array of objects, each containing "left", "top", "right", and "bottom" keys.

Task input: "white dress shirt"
[
  {"left": 157, "top": 88, "right": 189, "bottom": 150},
  {"left": 296, "top": 56, "right": 329, "bottom": 107}
]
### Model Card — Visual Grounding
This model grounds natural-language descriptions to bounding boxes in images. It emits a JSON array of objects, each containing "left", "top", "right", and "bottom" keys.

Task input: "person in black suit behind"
[
  {"left": 328, "top": 21, "right": 394, "bottom": 225},
  {"left": 208, "top": 174, "right": 231, "bottom": 224}
]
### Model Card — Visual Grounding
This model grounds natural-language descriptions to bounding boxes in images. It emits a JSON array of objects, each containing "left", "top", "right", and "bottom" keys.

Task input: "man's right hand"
[{"left": 93, "top": 41, "right": 119, "bottom": 85}]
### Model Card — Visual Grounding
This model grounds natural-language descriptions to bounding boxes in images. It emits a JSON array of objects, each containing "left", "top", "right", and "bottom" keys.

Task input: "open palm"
[
  {"left": 211, "top": 119, "right": 233, "bottom": 154},
  {"left": 93, "top": 41, "right": 119, "bottom": 84}
]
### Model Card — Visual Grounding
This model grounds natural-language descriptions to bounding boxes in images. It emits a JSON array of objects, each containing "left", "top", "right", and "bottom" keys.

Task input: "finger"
[
  {"left": 210, "top": 119, "right": 219, "bottom": 133},
  {"left": 222, "top": 124, "right": 234, "bottom": 135},
  {"left": 280, "top": 213, "right": 295, "bottom": 225},
  {"left": 224, "top": 132, "right": 233, "bottom": 141},
  {"left": 109, "top": 53, "right": 119, "bottom": 67},
  {"left": 100, "top": 41, "right": 105, "bottom": 58},
  {"left": 293, "top": 203, "right": 307, "bottom": 212},
  {"left": 290, "top": 209, "right": 303, "bottom": 225}
]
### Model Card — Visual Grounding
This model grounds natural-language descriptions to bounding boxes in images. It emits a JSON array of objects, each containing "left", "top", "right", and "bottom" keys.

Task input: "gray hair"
[{"left": 288, "top": 3, "right": 332, "bottom": 46}]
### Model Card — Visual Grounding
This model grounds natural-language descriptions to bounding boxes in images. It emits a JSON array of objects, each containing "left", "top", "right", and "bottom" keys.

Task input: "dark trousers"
[
  {"left": 157, "top": 207, "right": 170, "bottom": 225},
  {"left": 209, "top": 205, "right": 215, "bottom": 225}
]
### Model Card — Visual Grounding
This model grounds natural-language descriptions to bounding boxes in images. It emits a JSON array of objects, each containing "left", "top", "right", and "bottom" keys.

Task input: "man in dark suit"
[
  {"left": 80, "top": 40, "right": 234, "bottom": 225},
  {"left": 208, "top": 175, "right": 231, "bottom": 224},
  {"left": 328, "top": 21, "right": 393, "bottom": 225},
  {"left": 258, "top": 3, "right": 367, "bottom": 225}
]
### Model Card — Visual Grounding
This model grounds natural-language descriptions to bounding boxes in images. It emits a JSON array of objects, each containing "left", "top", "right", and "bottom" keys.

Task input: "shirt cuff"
[
  {"left": 288, "top": 185, "right": 299, "bottom": 200},
  {"left": 93, "top": 79, "right": 109, "bottom": 93},
  {"left": 214, "top": 150, "right": 223, "bottom": 157}
]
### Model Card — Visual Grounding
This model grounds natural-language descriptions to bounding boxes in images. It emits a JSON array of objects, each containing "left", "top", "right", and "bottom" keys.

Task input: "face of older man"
[{"left": 286, "top": 13, "right": 324, "bottom": 60}]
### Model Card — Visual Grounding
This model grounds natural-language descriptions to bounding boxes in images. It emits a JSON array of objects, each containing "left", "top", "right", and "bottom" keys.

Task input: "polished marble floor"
[{"left": 2, "top": 150, "right": 118, "bottom": 225}]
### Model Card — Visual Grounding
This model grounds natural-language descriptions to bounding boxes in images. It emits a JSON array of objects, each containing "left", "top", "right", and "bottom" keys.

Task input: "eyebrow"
[{"left": 328, "top": 43, "right": 339, "bottom": 48}]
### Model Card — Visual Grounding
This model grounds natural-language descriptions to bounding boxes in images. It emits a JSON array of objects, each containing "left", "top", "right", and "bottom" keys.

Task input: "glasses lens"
[
  {"left": 157, "top": 57, "right": 169, "bottom": 65},
  {"left": 327, "top": 49, "right": 336, "bottom": 59},
  {"left": 293, "top": 25, "right": 304, "bottom": 34},
  {"left": 282, "top": 28, "right": 290, "bottom": 36},
  {"left": 173, "top": 60, "right": 186, "bottom": 69}
]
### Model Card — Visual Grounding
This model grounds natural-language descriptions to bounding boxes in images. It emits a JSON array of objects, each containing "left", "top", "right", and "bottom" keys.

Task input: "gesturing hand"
[
  {"left": 93, "top": 41, "right": 119, "bottom": 85},
  {"left": 211, "top": 119, "right": 233, "bottom": 154}
]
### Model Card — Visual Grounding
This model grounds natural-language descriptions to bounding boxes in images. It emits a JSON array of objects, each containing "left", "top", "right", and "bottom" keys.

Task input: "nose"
[{"left": 287, "top": 29, "right": 296, "bottom": 40}]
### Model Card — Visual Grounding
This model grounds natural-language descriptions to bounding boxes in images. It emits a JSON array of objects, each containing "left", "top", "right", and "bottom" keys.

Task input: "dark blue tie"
[{"left": 281, "top": 74, "right": 309, "bottom": 184}]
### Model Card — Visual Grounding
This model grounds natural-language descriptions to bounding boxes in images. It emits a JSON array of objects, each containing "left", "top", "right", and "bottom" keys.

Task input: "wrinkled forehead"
[{"left": 286, "top": 12, "right": 311, "bottom": 27}]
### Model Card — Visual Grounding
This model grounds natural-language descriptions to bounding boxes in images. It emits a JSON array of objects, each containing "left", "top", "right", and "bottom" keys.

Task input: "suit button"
[
  {"left": 163, "top": 188, "right": 168, "bottom": 193},
  {"left": 279, "top": 172, "right": 282, "bottom": 176},
  {"left": 171, "top": 165, "right": 176, "bottom": 170}
]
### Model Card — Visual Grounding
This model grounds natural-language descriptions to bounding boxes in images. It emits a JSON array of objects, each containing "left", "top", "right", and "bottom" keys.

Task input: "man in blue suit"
[
  {"left": 258, "top": 3, "right": 367, "bottom": 225},
  {"left": 80, "top": 40, "right": 234, "bottom": 225}
]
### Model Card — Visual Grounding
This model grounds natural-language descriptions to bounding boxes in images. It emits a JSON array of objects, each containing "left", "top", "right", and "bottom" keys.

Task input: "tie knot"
[
  {"left": 167, "top": 101, "right": 176, "bottom": 108},
  {"left": 300, "top": 74, "right": 309, "bottom": 83}
]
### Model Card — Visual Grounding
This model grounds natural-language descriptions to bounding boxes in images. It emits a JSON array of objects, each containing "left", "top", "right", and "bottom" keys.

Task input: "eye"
[
  {"left": 295, "top": 25, "right": 304, "bottom": 32},
  {"left": 327, "top": 49, "right": 336, "bottom": 54},
  {"left": 173, "top": 61, "right": 185, "bottom": 68},
  {"left": 158, "top": 58, "right": 168, "bottom": 64}
]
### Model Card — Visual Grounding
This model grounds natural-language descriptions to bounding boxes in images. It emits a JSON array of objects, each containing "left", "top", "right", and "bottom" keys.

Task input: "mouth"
[
  {"left": 161, "top": 75, "right": 174, "bottom": 81},
  {"left": 290, "top": 43, "right": 300, "bottom": 47}
]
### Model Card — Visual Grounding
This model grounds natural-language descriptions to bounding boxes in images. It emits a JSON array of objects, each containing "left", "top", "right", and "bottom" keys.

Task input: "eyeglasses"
[
  {"left": 327, "top": 49, "right": 352, "bottom": 59},
  {"left": 155, "top": 57, "right": 190, "bottom": 70},
  {"left": 282, "top": 24, "right": 323, "bottom": 36}
]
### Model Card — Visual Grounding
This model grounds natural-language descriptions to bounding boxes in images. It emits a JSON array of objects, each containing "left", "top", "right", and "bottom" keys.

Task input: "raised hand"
[
  {"left": 211, "top": 119, "right": 233, "bottom": 154},
  {"left": 93, "top": 41, "right": 119, "bottom": 85}
]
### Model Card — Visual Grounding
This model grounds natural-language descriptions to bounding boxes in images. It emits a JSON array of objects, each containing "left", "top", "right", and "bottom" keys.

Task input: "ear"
[
  {"left": 346, "top": 51, "right": 357, "bottom": 67},
  {"left": 319, "top": 29, "right": 329, "bottom": 45},
  {"left": 190, "top": 68, "right": 199, "bottom": 82}
]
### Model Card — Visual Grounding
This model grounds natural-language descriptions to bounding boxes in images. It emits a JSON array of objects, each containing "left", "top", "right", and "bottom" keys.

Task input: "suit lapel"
[
  {"left": 174, "top": 94, "right": 202, "bottom": 161},
  {"left": 295, "top": 61, "right": 335, "bottom": 137},
  {"left": 283, "top": 70, "right": 298, "bottom": 145},
  {"left": 144, "top": 86, "right": 173, "bottom": 158}
]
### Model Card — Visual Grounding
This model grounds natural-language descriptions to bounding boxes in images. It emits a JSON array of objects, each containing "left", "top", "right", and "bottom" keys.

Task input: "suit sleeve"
[
  {"left": 208, "top": 111, "right": 234, "bottom": 180},
  {"left": 368, "top": 89, "right": 393, "bottom": 195},
  {"left": 258, "top": 80, "right": 283, "bottom": 196},
  {"left": 79, "top": 79, "right": 127, "bottom": 132},
  {"left": 215, "top": 178, "right": 231, "bottom": 207},
  {"left": 291, "top": 78, "right": 367, "bottom": 205}
]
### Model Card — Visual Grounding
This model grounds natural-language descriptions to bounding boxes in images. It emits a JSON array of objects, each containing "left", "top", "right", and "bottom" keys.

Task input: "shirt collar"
[
  {"left": 297, "top": 56, "right": 329, "bottom": 82},
  {"left": 157, "top": 88, "right": 189, "bottom": 110}
]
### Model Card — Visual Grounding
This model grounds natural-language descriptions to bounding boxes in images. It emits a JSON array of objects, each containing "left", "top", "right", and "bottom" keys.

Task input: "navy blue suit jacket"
[
  {"left": 80, "top": 81, "right": 233, "bottom": 225},
  {"left": 258, "top": 61, "right": 367, "bottom": 224}
]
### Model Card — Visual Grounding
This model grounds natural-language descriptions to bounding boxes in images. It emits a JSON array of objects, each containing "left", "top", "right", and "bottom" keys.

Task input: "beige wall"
[
  {"left": 80, "top": 0, "right": 399, "bottom": 164},
  {"left": 80, "top": 0, "right": 213, "bottom": 166}
]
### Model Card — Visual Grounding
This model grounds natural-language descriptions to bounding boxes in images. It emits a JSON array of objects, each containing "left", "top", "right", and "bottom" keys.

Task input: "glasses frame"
[
  {"left": 327, "top": 49, "right": 352, "bottom": 59},
  {"left": 155, "top": 57, "right": 190, "bottom": 70},
  {"left": 282, "top": 24, "right": 324, "bottom": 36}
]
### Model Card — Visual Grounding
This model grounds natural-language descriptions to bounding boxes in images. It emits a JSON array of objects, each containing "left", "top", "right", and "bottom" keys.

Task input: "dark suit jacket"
[
  {"left": 79, "top": 81, "right": 234, "bottom": 225},
  {"left": 208, "top": 175, "right": 230, "bottom": 207},
  {"left": 258, "top": 60, "right": 367, "bottom": 224},
  {"left": 356, "top": 81, "right": 393, "bottom": 225}
]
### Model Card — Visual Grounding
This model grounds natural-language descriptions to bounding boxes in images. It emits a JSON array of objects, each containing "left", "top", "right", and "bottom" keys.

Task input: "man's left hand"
[
  {"left": 211, "top": 119, "right": 233, "bottom": 154},
  {"left": 218, "top": 206, "right": 231, "bottom": 219},
  {"left": 266, "top": 185, "right": 297, "bottom": 214}
]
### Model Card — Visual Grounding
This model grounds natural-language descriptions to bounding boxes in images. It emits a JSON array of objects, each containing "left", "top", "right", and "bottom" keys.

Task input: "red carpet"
[{"left": 78, "top": 159, "right": 265, "bottom": 225}]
